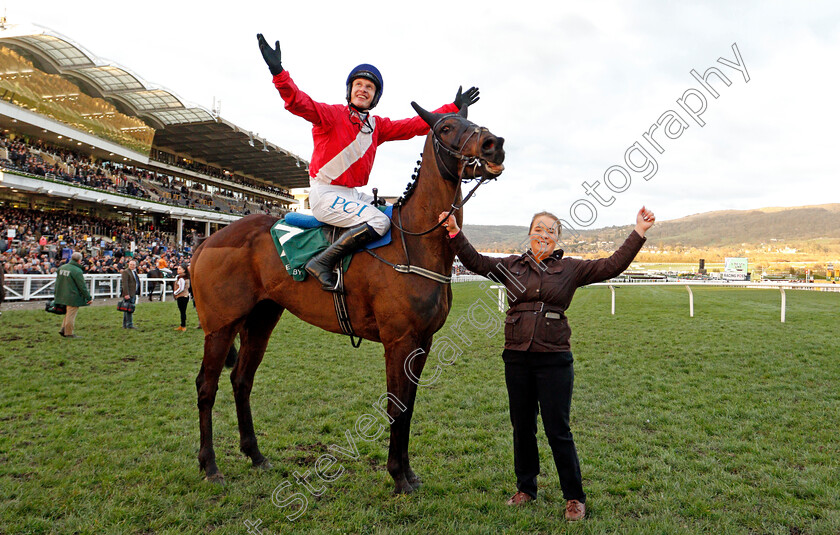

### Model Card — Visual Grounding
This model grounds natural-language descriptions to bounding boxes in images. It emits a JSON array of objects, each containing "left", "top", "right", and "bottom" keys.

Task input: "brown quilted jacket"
[{"left": 449, "top": 230, "right": 645, "bottom": 352}]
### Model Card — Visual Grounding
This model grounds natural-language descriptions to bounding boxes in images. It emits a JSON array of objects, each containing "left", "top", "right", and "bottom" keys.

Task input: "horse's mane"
[{"left": 394, "top": 152, "right": 424, "bottom": 207}]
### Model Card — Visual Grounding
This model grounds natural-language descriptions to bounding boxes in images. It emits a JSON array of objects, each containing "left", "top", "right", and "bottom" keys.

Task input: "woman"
[
  {"left": 173, "top": 264, "right": 191, "bottom": 331},
  {"left": 439, "top": 206, "right": 655, "bottom": 521}
]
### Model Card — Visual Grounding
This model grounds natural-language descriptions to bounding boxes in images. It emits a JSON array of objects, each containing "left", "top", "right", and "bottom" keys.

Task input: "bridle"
[
  {"left": 390, "top": 114, "right": 499, "bottom": 237},
  {"left": 431, "top": 114, "right": 487, "bottom": 183},
  {"left": 364, "top": 113, "right": 500, "bottom": 284}
]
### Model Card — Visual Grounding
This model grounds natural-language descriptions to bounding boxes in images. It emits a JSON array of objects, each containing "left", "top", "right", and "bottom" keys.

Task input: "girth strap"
[
  {"left": 393, "top": 264, "right": 452, "bottom": 284},
  {"left": 364, "top": 249, "right": 452, "bottom": 284},
  {"left": 327, "top": 236, "right": 362, "bottom": 348}
]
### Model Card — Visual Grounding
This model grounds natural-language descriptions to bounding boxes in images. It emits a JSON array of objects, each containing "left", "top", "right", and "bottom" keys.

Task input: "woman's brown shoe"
[
  {"left": 505, "top": 491, "right": 534, "bottom": 506},
  {"left": 565, "top": 499, "right": 585, "bottom": 521}
]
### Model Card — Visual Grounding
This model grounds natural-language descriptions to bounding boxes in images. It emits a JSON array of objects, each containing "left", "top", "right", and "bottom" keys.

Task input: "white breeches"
[{"left": 309, "top": 184, "right": 390, "bottom": 236}]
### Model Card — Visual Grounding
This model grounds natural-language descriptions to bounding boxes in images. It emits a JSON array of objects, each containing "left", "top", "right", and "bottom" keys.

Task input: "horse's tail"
[{"left": 190, "top": 238, "right": 239, "bottom": 369}]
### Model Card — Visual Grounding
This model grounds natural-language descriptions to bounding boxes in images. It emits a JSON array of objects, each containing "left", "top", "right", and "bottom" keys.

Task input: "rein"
[{"left": 393, "top": 175, "right": 491, "bottom": 238}]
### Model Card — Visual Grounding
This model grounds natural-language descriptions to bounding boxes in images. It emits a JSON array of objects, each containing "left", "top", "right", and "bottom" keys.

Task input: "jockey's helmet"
[{"left": 346, "top": 64, "right": 383, "bottom": 110}]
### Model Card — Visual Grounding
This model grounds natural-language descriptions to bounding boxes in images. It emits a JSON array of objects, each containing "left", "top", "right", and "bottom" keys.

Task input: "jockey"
[{"left": 258, "top": 33, "right": 480, "bottom": 292}]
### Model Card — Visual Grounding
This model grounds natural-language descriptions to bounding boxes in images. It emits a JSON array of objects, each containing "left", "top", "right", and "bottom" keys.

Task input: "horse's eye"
[{"left": 441, "top": 125, "right": 451, "bottom": 134}]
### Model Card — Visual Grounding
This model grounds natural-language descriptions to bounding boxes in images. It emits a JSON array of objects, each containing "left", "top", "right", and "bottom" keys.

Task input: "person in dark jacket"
[
  {"left": 439, "top": 206, "right": 655, "bottom": 521},
  {"left": 146, "top": 266, "right": 164, "bottom": 301},
  {"left": 120, "top": 260, "right": 140, "bottom": 329},
  {"left": 0, "top": 263, "right": 5, "bottom": 316},
  {"left": 54, "top": 251, "right": 93, "bottom": 338}
]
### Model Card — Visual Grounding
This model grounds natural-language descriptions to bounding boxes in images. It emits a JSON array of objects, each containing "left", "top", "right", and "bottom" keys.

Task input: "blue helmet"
[{"left": 346, "top": 64, "right": 383, "bottom": 109}]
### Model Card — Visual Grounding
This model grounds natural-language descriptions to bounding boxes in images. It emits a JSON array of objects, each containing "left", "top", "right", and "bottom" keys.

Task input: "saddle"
[
  {"left": 270, "top": 206, "right": 393, "bottom": 281},
  {"left": 270, "top": 207, "right": 394, "bottom": 349}
]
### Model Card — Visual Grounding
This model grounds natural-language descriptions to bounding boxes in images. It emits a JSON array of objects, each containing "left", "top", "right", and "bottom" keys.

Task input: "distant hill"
[{"left": 462, "top": 204, "right": 840, "bottom": 254}]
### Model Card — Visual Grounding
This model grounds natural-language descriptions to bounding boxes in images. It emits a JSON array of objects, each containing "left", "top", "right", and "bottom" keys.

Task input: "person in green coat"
[{"left": 54, "top": 252, "right": 92, "bottom": 338}]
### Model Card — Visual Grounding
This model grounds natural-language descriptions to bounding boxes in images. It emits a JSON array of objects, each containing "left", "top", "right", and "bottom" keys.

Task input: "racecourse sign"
[{"left": 725, "top": 257, "right": 748, "bottom": 273}]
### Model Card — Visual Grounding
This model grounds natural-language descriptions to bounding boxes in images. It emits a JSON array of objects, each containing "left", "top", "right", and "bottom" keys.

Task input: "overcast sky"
[{"left": 8, "top": 1, "right": 840, "bottom": 228}]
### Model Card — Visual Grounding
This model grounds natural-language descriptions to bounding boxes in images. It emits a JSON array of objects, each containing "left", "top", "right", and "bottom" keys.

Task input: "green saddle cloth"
[
  {"left": 271, "top": 206, "right": 392, "bottom": 282},
  {"left": 269, "top": 220, "right": 352, "bottom": 281}
]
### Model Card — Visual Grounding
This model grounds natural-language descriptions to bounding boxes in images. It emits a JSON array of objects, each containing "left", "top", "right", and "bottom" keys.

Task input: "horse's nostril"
[{"left": 482, "top": 139, "right": 496, "bottom": 152}]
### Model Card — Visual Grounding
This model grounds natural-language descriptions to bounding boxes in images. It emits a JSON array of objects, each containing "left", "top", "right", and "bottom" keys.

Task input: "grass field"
[{"left": 1, "top": 283, "right": 839, "bottom": 534}]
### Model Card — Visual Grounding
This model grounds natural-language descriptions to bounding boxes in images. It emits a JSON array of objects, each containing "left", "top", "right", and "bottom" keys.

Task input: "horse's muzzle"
[{"left": 481, "top": 136, "right": 505, "bottom": 177}]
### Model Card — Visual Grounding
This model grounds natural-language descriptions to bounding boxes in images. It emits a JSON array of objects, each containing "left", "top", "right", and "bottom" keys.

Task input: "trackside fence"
[
  {"left": 3, "top": 275, "right": 838, "bottom": 322},
  {"left": 2, "top": 273, "right": 488, "bottom": 301},
  {"left": 2, "top": 274, "right": 177, "bottom": 302},
  {"left": 483, "top": 279, "right": 839, "bottom": 323}
]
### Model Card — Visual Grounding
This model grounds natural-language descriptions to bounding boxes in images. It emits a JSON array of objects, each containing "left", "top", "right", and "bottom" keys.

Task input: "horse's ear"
[
  {"left": 458, "top": 105, "right": 468, "bottom": 119},
  {"left": 411, "top": 101, "right": 436, "bottom": 127}
]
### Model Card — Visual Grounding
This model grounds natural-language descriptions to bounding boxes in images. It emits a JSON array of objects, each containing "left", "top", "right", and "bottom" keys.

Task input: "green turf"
[{"left": 1, "top": 284, "right": 838, "bottom": 534}]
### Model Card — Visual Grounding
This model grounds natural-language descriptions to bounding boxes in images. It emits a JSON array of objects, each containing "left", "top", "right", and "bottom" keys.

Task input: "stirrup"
[
  {"left": 307, "top": 263, "right": 343, "bottom": 293},
  {"left": 319, "top": 266, "right": 344, "bottom": 293},
  {"left": 328, "top": 267, "right": 345, "bottom": 294}
]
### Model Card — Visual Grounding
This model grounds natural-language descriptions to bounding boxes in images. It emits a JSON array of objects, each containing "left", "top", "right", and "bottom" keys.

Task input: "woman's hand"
[
  {"left": 438, "top": 212, "right": 460, "bottom": 235},
  {"left": 634, "top": 206, "right": 655, "bottom": 237}
]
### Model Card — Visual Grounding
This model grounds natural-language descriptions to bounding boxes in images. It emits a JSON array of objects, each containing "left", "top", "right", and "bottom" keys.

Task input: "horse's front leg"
[{"left": 383, "top": 336, "right": 430, "bottom": 494}]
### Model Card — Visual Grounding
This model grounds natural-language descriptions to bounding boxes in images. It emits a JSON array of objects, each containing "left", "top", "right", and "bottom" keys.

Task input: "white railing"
[
  {"left": 590, "top": 280, "right": 840, "bottom": 323},
  {"left": 451, "top": 274, "right": 488, "bottom": 283},
  {"left": 2, "top": 274, "right": 178, "bottom": 302},
  {"left": 2, "top": 272, "right": 487, "bottom": 301},
  {"left": 476, "top": 279, "right": 839, "bottom": 323},
  {"left": 5, "top": 274, "right": 837, "bottom": 320}
]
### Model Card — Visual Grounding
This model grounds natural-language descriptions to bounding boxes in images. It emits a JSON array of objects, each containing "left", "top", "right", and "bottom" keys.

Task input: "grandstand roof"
[{"left": 0, "top": 22, "right": 310, "bottom": 189}]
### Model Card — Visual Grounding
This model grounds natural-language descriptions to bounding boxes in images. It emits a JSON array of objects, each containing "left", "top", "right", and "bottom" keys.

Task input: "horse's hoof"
[
  {"left": 203, "top": 473, "right": 226, "bottom": 485},
  {"left": 253, "top": 459, "right": 273, "bottom": 471},
  {"left": 393, "top": 479, "right": 417, "bottom": 495},
  {"left": 408, "top": 475, "right": 423, "bottom": 490}
]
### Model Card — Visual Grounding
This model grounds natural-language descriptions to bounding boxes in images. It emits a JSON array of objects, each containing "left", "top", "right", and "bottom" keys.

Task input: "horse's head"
[{"left": 411, "top": 102, "right": 505, "bottom": 182}]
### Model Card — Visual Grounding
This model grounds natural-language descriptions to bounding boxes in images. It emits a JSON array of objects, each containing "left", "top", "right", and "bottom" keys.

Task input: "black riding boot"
[{"left": 305, "top": 223, "right": 380, "bottom": 292}]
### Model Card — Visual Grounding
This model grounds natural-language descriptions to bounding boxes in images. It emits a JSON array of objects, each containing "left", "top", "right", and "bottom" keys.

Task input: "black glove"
[
  {"left": 257, "top": 33, "right": 284, "bottom": 76},
  {"left": 454, "top": 86, "right": 480, "bottom": 110}
]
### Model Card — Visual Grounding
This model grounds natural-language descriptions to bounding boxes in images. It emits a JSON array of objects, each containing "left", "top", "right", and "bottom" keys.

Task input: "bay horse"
[{"left": 190, "top": 103, "right": 505, "bottom": 493}]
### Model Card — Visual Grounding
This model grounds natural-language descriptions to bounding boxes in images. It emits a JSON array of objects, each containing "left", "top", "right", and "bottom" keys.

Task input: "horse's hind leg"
[
  {"left": 231, "top": 301, "right": 283, "bottom": 469},
  {"left": 196, "top": 324, "right": 239, "bottom": 483}
]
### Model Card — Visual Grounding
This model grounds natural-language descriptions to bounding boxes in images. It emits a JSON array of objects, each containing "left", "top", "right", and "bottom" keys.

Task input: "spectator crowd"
[
  {"left": 1, "top": 132, "right": 290, "bottom": 218},
  {"left": 150, "top": 148, "right": 296, "bottom": 200},
  {"left": 1, "top": 207, "right": 191, "bottom": 277}
]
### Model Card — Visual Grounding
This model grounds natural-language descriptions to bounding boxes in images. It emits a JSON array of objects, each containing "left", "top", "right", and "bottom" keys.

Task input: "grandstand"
[{"left": 0, "top": 21, "right": 309, "bottom": 249}]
